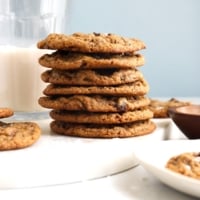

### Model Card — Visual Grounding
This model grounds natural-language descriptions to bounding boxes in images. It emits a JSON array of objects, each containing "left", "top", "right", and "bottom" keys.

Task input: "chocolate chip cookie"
[
  {"left": 50, "top": 119, "right": 156, "bottom": 138},
  {"left": 0, "top": 108, "right": 14, "bottom": 119},
  {"left": 41, "top": 68, "right": 144, "bottom": 86},
  {"left": 39, "top": 51, "right": 145, "bottom": 70},
  {"left": 166, "top": 152, "right": 200, "bottom": 180},
  {"left": 0, "top": 121, "right": 41, "bottom": 150},
  {"left": 50, "top": 108, "right": 153, "bottom": 124},
  {"left": 38, "top": 95, "right": 150, "bottom": 112},
  {"left": 37, "top": 33, "right": 146, "bottom": 53},
  {"left": 149, "top": 98, "right": 191, "bottom": 118},
  {"left": 43, "top": 80, "right": 149, "bottom": 96}
]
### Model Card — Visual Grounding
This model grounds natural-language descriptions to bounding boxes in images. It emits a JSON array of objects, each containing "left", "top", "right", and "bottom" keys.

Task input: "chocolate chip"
[
  {"left": 93, "top": 32, "right": 101, "bottom": 36},
  {"left": 117, "top": 98, "right": 128, "bottom": 112}
]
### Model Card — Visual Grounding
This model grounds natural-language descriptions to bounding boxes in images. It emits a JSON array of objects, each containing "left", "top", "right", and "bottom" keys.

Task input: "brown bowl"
[{"left": 168, "top": 105, "right": 200, "bottom": 139}]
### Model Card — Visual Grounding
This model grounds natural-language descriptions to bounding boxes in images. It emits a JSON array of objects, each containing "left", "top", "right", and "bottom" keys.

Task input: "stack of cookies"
[{"left": 37, "top": 32, "right": 156, "bottom": 138}]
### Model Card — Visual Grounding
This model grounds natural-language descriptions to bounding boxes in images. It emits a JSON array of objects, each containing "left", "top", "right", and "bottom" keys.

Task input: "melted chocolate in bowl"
[
  {"left": 168, "top": 105, "right": 200, "bottom": 139},
  {"left": 176, "top": 105, "right": 200, "bottom": 115}
]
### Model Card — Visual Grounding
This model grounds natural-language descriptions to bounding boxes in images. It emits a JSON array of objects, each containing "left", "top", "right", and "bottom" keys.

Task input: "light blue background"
[{"left": 65, "top": 0, "right": 200, "bottom": 98}]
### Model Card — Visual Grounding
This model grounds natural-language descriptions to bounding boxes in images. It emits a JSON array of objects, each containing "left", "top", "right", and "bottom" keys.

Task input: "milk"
[{"left": 0, "top": 46, "right": 50, "bottom": 112}]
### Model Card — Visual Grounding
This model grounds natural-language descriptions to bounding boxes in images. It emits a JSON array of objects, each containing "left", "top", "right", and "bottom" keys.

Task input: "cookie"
[
  {"left": 37, "top": 33, "right": 146, "bottom": 53},
  {"left": 38, "top": 95, "right": 150, "bottom": 112},
  {"left": 0, "top": 121, "right": 41, "bottom": 150},
  {"left": 39, "top": 51, "right": 145, "bottom": 70},
  {"left": 166, "top": 152, "right": 200, "bottom": 180},
  {"left": 50, "top": 119, "right": 156, "bottom": 138},
  {"left": 43, "top": 80, "right": 149, "bottom": 96},
  {"left": 50, "top": 108, "right": 153, "bottom": 124},
  {"left": 41, "top": 68, "right": 144, "bottom": 86},
  {"left": 0, "top": 108, "right": 14, "bottom": 119},
  {"left": 149, "top": 98, "right": 191, "bottom": 118}
]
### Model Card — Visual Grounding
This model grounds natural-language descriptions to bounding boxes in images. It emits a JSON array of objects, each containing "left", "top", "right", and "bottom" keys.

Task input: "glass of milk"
[{"left": 0, "top": 0, "right": 69, "bottom": 120}]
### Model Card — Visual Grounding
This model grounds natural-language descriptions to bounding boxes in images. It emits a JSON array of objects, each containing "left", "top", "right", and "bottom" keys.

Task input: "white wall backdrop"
[{"left": 65, "top": 0, "right": 200, "bottom": 98}]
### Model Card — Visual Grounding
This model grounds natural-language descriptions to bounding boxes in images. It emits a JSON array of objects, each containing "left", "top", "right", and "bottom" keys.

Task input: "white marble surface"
[
  {"left": 0, "top": 118, "right": 169, "bottom": 189},
  {"left": 0, "top": 133, "right": 198, "bottom": 200},
  {"left": 0, "top": 166, "right": 198, "bottom": 200}
]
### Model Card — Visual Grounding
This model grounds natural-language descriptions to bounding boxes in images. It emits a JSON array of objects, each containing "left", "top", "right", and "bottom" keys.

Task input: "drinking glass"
[{"left": 0, "top": 0, "right": 69, "bottom": 120}]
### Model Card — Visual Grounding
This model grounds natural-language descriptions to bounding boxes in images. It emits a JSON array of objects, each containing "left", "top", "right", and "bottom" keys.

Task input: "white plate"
[
  {"left": 152, "top": 118, "right": 171, "bottom": 126},
  {"left": 133, "top": 140, "right": 200, "bottom": 198},
  {"left": 0, "top": 118, "right": 171, "bottom": 189}
]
